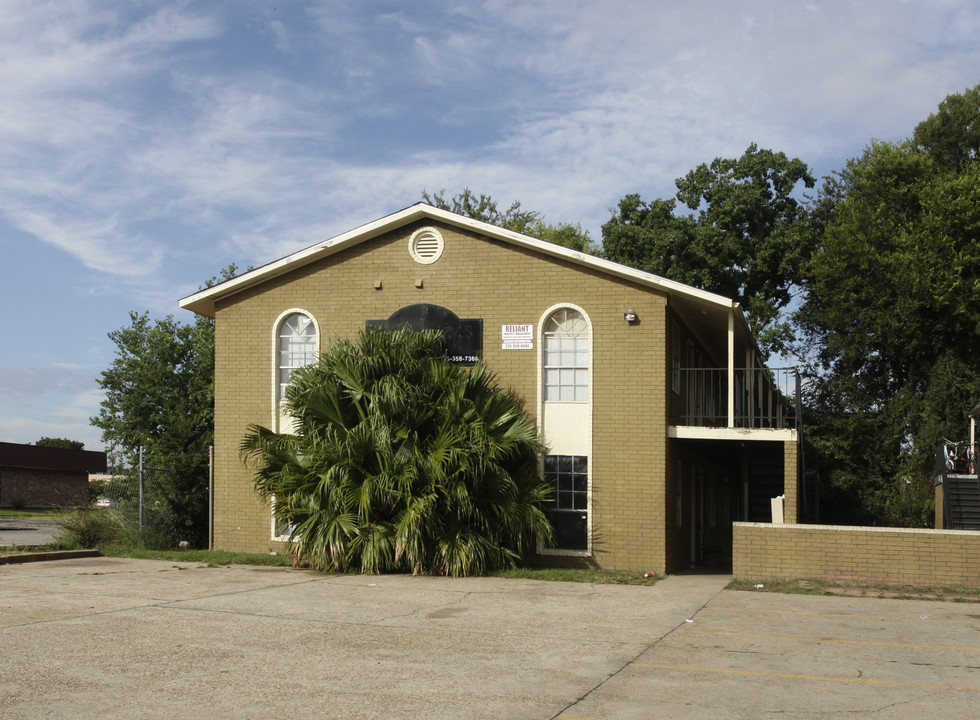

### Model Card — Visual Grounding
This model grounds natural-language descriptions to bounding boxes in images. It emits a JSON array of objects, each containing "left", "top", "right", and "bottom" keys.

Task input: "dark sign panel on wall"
[{"left": 367, "top": 304, "right": 483, "bottom": 365}]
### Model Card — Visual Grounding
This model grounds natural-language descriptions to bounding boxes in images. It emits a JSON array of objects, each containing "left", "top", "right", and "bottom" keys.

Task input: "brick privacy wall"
[
  {"left": 0, "top": 468, "right": 88, "bottom": 508},
  {"left": 212, "top": 221, "right": 669, "bottom": 570},
  {"left": 733, "top": 522, "right": 980, "bottom": 586},
  {"left": 935, "top": 483, "right": 944, "bottom": 529}
]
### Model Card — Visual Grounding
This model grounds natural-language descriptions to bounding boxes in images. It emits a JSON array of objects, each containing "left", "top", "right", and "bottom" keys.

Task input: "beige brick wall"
[
  {"left": 783, "top": 442, "right": 798, "bottom": 523},
  {"left": 935, "top": 483, "right": 944, "bottom": 529},
  {"left": 733, "top": 522, "right": 980, "bottom": 586},
  {"left": 213, "top": 221, "right": 670, "bottom": 570}
]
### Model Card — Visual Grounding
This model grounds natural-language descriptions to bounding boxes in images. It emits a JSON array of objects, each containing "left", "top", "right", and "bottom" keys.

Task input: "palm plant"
[{"left": 241, "top": 328, "right": 553, "bottom": 576}]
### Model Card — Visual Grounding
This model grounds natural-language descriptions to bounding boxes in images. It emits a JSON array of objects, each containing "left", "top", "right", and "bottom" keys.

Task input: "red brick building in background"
[{"left": 0, "top": 442, "right": 107, "bottom": 508}]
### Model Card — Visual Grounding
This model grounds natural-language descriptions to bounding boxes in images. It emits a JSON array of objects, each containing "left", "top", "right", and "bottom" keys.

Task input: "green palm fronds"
[{"left": 241, "top": 327, "right": 552, "bottom": 576}]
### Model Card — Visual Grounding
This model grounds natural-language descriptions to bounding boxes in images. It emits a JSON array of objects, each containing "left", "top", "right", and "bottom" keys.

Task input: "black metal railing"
[{"left": 672, "top": 367, "right": 800, "bottom": 430}]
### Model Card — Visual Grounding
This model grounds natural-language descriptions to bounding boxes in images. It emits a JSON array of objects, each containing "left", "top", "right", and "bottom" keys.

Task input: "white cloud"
[
  {"left": 0, "top": 1, "right": 977, "bottom": 293},
  {"left": 397, "top": 0, "right": 979, "bottom": 228},
  {"left": 269, "top": 20, "right": 289, "bottom": 51},
  {"left": 0, "top": 1, "right": 220, "bottom": 278},
  {"left": 8, "top": 211, "right": 163, "bottom": 277}
]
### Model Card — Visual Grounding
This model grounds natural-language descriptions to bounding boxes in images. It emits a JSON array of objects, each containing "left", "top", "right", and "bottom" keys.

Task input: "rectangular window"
[
  {"left": 544, "top": 455, "right": 588, "bottom": 551},
  {"left": 543, "top": 335, "right": 589, "bottom": 401}
]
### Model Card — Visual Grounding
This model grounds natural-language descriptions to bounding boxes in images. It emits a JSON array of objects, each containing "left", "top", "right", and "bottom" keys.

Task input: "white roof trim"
[{"left": 179, "top": 203, "right": 738, "bottom": 316}]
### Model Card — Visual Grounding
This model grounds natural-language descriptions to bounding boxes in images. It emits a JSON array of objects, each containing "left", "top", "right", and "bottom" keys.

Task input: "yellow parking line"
[
  {"left": 631, "top": 663, "right": 980, "bottom": 691},
  {"left": 682, "top": 628, "right": 980, "bottom": 653}
]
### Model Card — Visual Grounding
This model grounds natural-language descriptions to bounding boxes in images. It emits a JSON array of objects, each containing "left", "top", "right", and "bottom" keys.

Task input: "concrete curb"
[{"left": 0, "top": 549, "right": 101, "bottom": 565}]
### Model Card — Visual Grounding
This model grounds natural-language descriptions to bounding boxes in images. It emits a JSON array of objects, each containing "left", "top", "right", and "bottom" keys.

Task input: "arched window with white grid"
[
  {"left": 543, "top": 307, "right": 589, "bottom": 402},
  {"left": 272, "top": 310, "right": 318, "bottom": 541},
  {"left": 277, "top": 312, "right": 318, "bottom": 401}
]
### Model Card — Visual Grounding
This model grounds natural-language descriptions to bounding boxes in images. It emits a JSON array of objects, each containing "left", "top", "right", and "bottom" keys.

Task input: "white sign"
[{"left": 501, "top": 324, "right": 533, "bottom": 350}]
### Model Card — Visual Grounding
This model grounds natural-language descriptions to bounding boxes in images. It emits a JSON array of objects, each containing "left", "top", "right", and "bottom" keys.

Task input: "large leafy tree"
[
  {"left": 797, "top": 83, "right": 980, "bottom": 526},
  {"left": 91, "top": 266, "right": 238, "bottom": 547},
  {"left": 241, "top": 328, "right": 553, "bottom": 576},
  {"left": 603, "top": 145, "right": 816, "bottom": 357},
  {"left": 91, "top": 311, "right": 214, "bottom": 546},
  {"left": 422, "top": 187, "right": 598, "bottom": 254}
]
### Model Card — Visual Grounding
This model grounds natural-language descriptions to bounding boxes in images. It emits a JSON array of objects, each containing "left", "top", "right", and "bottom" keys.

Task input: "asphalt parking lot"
[
  {"left": 0, "top": 518, "right": 62, "bottom": 547},
  {"left": 2, "top": 557, "right": 979, "bottom": 719}
]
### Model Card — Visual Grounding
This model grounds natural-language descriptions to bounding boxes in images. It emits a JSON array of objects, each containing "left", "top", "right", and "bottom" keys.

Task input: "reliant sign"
[{"left": 501, "top": 324, "right": 533, "bottom": 350}]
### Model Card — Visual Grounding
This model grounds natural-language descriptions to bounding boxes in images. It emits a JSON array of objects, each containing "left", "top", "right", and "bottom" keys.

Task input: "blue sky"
[{"left": 1, "top": 0, "right": 978, "bottom": 451}]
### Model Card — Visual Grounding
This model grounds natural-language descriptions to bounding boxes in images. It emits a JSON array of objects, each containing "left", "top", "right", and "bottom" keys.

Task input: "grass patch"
[
  {"left": 493, "top": 567, "right": 664, "bottom": 586},
  {"left": 729, "top": 578, "right": 980, "bottom": 602},
  {"left": 0, "top": 508, "right": 65, "bottom": 519},
  {"left": 3, "top": 538, "right": 662, "bottom": 582},
  {"left": 0, "top": 544, "right": 52, "bottom": 556},
  {"left": 98, "top": 544, "right": 293, "bottom": 567}
]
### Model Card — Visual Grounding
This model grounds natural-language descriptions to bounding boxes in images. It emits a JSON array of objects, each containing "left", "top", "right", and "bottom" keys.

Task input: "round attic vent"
[{"left": 409, "top": 227, "right": 445, "bottom": 265}]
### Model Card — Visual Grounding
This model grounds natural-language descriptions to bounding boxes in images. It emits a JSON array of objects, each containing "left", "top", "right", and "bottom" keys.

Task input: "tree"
[
  {"left": 603, "top": 145, "right": 816, "bottom": 357},
  {"left": 241, "top": 328, "right": 553, "bottom": 576},
  {"left": 36, "top": 437, "right": 84, "bottom": 450},
  {"left": 796, "top": 83, "right": 980, "bottom": 525},
  {"left": 422, "top": 187, "right": 598, "bottom": 254},
  {"left": 913, "top": 84, "right": 980, "bottom": 172},
  {"left": 90, "top": 265, "right": 240, "bottom": 547},
  {"left": 91, "top": 311, "right": 214, "bottom": 546}
]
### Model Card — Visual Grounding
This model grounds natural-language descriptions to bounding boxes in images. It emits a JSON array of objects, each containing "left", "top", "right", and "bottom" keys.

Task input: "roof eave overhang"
[{"left": 179, "top": 203, "right": 739, "bottom": 321}]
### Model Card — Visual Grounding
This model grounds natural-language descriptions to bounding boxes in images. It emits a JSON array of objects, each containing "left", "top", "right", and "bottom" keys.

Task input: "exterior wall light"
[{"left": 624, "top": 309, "right": 637, "bottom": 323}]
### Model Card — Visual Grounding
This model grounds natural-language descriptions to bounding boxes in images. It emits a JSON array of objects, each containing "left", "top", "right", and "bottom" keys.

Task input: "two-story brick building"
[{"left": 180, "top": 203, "right": 800, "bottom": 572}]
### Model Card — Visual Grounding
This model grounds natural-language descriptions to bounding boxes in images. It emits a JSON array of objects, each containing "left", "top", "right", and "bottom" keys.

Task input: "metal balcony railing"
[{"left": 672, "top": 367, "right": 800, "bottom": 430}]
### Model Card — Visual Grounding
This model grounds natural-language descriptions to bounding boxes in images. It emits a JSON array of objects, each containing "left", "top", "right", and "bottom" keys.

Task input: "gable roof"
[{"left": 179, "top": 204, "right": 747, "bottom": 346}]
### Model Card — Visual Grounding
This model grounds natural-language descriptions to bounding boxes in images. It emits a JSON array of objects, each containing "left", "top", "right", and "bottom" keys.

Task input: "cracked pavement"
[{"left": 2, "top": 557, "right": 979, "bottom": 719}]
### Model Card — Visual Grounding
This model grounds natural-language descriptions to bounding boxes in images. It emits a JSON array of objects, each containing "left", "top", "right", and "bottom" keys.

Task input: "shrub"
[
  {"left": 54, "top": 509, "right": 125, "bottom": 550},
  {"left": 242, "top": 328, "right": 553, "bottom": 576}
]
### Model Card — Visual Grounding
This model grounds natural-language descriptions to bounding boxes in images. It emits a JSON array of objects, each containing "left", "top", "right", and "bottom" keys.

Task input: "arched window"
[
  {"left": 272, "top": 311, "right": 318, "bottom": 541},
  {"left": 278, "top": 312, "right": 318, "bottom": 400},
  {"left": 539, "top": 304, "right": 592, "bottom": 555},
  {"left": 543, "top": 307, "right": 589, "bottom": 402}
]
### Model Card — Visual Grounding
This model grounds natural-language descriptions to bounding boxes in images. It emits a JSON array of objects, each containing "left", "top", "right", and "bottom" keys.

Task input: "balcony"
[
  {"left": 935, "top": 439, "right": 980, "bottom": 530},
  {"left": 670, "top": 367, "right": 800, "bottom": 433}
]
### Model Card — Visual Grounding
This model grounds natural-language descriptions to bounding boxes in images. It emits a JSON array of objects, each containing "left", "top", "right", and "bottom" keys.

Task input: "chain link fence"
[{"left": 93, "top": 447, "right": 212, "bottom": 549}]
